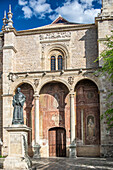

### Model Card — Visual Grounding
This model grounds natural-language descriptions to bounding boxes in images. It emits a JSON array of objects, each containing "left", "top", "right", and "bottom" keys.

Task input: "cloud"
[
  {"left": 18, "top": 0, "right": 101, "bottom": 23},
  {"left": 18, "top": 0, "right": 52, "bottom": 19},
  {"left": 18, "top": 0, "right": 28, "bottom": 6},
  {"left": 49, "top": 0, "right": 101, "bottom": 24},
  {"left": 22, "top": 6, "right": 33, "bottom": 18},
  {"left": 29, "top": 0, "right": 52, "bottom": 15}
]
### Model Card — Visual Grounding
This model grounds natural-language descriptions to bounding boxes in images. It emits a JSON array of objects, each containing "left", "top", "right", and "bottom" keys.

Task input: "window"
[
  {"left": 51, "top": 56, "right": 56, "bottom": 71},
  {"left": 58, "top": 55, "right": 62, "bottom": 70},
  {"left": 50, "top": 50, "right": 64, "bottom": 71}
]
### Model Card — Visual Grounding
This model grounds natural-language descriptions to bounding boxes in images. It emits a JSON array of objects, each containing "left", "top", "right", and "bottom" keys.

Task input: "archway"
[
  {"left": 15, "top": 83, "right": 34, "bottom": 156},
  {"left": 49, "top": 127, "right": 66, "bottom": 157},
  {"left": 39, "top": 81, "right": 70, "bottom": 157},
  {"left": 75, "top": 79, "right": 100, "bottom": 157}
]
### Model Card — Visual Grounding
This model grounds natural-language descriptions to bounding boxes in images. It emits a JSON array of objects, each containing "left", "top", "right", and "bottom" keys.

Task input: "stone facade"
[{"left": 0, "top": 0, "right": 113, "bottom": 158}]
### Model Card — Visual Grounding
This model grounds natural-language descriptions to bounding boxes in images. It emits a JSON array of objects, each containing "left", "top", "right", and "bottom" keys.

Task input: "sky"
[{"left": 0, "top": 0, "right": 102, "bottom": 31}]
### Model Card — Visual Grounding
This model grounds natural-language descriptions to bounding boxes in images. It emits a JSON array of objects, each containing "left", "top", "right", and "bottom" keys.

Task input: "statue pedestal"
[
  {"left": 3, "top": 125, "right": 32, "bottom": 170},
  {"left": 33, "top": 143, "right": 41, "bottom": 158},
  {"left": 69, "top": 142, "right": 77, "bottom": 158}
]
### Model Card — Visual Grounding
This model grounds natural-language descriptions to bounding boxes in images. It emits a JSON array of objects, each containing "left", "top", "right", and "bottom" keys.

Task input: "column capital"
[
  {"left": 69, "top": 92, "right": 75, "bottom": 97},
  {"left": 33, "top": 94, "right": 40, "bottom": 100}
]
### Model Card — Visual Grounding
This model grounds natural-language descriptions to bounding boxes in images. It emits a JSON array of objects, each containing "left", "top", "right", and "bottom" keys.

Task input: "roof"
[{"left": 51, "top": 15, "right": 72, "bottom": 24}]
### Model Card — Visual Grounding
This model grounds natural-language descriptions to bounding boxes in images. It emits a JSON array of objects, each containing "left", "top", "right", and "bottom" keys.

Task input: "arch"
[
  {"left": 38, "top": 78, "right": 70, "bottom": 94},
  {"left": 46, "top": 44, "right": 69, "bottom": 58},
  {"left": 45, "top": 44, "right": 69, "bottom": 70},
  {"left": 74, "top": 77, "right": 100, "bottom": 92},
  {"left": 11, "top": 80, "right": 35, "bottom": 94},
  {"left": 75, "top": 78, "right": 100, "bottom": 156}
]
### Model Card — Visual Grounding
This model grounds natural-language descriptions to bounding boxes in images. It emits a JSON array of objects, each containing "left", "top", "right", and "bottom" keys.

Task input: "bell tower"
[{"left": 101, "top": 0, "right": 113, "bottom": 17}]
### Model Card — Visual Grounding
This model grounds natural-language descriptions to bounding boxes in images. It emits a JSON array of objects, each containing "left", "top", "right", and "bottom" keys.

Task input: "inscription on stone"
[
  {"left": 39, "top": 32, "right": 71, "bottom": 40},
  {"left": 10, "top": 133, "right": 22, "bottom": 155}
]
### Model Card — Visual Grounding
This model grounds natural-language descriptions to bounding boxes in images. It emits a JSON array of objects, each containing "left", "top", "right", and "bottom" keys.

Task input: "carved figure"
[
  {"left": 87, "top": 118, "right": 95, "bottom": 137},
  {"left": 12, "top": 87, "right": 26, "bottom": 124}
]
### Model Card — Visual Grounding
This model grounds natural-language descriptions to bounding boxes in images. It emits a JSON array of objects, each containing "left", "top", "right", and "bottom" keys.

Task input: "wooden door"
[
  {"left": 49, "top": 130, "right": 56, "bottom": 157},
  {"left": 49, "top": 128, "right": 66, "bottom": 157}
]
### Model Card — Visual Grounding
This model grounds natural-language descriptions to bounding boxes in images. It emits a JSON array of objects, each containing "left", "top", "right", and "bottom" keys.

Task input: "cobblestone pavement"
[{"left": 32, "top": 157, "right": 113, "bottom": 170}]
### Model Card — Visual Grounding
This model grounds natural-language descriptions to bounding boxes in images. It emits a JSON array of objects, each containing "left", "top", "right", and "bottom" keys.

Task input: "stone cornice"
[
  {"left": 40, "top": 38, "right": 70, "bottom": 43},
  {"left": 15, "top": 24, "right": 96, "bottom": 36},
  {"left": 2, "top": 45, "right": 17, "bottom": 53},
  {"left": 8, "top": 67, "right": 101, "bottom": 76},
  {"left": 2, "top": 94, "right": 13, "bottom": 97},
  {"left": 95, "top": 16, "right": 113, "bottom": 21}
]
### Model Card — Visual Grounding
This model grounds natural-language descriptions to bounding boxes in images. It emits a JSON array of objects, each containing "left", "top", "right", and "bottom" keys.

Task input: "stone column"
[
  {"left": 69, "top": 93, "right": 76, "bottom": 157},
  {"left": 33, "top": 94, "right": 41, "bottom": 158}
]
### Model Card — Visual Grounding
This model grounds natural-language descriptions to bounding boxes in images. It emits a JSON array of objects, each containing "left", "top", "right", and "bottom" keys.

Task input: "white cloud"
[
  {"left": 18, "top": 0, "right": 52, "bottom": 19},
  {"left": 18, "top": 0, "right": 101, "bottom": 23},
  {"left": 18, "top": 0, "right": 28, "bottom": 6},
  {"left": 29, "top": 0, "right": 52, "bottom": 15},
  {"left": 22, "top": 6, "right": 33, "bottom": 18},
  {"left": 49, "top": 0, "right": 101, "bottom": 24}
]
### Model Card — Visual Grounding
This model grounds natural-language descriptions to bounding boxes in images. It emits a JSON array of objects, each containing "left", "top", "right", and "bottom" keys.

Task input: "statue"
[
  {"left": 12, "top": 87, "right": 26, "bottom": 124},
  {"left": 87, "top": 118, "right": 95, "bottom": 137}
]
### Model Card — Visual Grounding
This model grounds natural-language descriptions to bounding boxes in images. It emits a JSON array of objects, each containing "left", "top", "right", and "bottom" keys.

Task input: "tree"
[{"left": 96, "top": 34, "right": 113, "bottom": 129}]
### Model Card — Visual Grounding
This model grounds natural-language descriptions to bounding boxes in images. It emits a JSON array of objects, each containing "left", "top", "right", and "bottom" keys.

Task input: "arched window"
[
  {"left": 51, "top": 56, "right": 56, "bottom": 71},
  {"left": 58, "top": 55, "right": 62, "bottom": 70}
]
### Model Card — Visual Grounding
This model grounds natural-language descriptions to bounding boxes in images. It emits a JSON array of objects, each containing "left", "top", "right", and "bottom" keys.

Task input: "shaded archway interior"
[
  {"left": 75, "top": 79, "right": 100, "bottom": 156},
  {"left": 16, "top": 83, "right": 35, "bottom": 156},
  {"left": 39, "top": 82, "right": 70, "bottom": 157}
]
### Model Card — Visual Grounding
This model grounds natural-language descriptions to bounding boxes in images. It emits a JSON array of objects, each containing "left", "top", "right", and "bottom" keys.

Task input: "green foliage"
[{"left": 96, "top": 34, "right": 113, "bottom": 129}]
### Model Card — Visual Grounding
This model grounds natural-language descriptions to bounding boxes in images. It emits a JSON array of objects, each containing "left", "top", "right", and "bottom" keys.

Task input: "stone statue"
[
  {"left": 12, "top": 87, "right": 26, "bottom": 124},
  {"left": 87, "top": 118, "right": 95, "bottom": 137}
]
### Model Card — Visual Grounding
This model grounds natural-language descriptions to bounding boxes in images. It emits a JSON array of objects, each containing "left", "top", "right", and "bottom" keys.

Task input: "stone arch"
[
  {"left": 38, "top": 78, "right": 71, "bottom": 94},
  {"left": 74, "top": 78, "right": 99, "bottom": 91},
  {"left": 11, "top": 79, "right": 35, "bottom": 94},
  {"left": 45, "top": 44, "right": 70, "bottom": 70},
  {"left": 72, "top": 77, "right": 102, "bottom": 93}
]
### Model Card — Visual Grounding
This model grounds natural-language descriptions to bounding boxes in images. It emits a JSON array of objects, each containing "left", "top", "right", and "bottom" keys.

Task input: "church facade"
[{"left": 0, "top": 0, "right": 113, "bottom": 158}]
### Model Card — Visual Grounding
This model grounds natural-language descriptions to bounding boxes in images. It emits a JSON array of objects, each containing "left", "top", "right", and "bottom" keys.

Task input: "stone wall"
[
  {"left": 0, "top": 36, "right": 3, "bottom": 151},
  {"left": 14, "top": 25, "right": 98, "bottom": 73},
  {"left": 70, "top": 28, "right": 98, "bottom": 69}
]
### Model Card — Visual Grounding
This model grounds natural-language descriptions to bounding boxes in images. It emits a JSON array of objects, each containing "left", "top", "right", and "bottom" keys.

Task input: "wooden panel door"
[
  {"left": 49, "top": 128, "right": 66, "bottom": 157},
  {"left": 56, "top": 128, "right": 66, "bottom": 157},
  {"left": 49, "top": 130, "right": 56, "bottom": 157}
]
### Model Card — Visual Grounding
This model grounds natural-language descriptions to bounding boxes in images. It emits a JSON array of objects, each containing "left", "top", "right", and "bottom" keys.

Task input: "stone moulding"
[{"left": 2, "top": 45, "right": 17, "bottom": 53}]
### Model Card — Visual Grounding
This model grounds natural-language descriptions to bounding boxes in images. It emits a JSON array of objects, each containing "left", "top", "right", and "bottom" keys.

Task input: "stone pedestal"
[
  {"left": 69, "top": 142, "right": 76, "bottom": 158},
  {"left": 3, "top": 125, "right": 32, "bottom": 170},
  {"left": 33, "top": 143, "right": 41, "bottom": 158}
]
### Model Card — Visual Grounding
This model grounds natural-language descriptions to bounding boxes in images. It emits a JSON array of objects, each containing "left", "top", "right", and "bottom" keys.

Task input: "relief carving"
[
  {"left": 68, "top": 76, "right": 74, "bottom": 85},
  {"left": 34, "top": 79, "right": 39, "bottom": 88},
  {"left": 39, "top": 32, "right": 71, "bottom": 41},
  {"left": 86, "top": 115, "right": 96, "bottom": 143}
]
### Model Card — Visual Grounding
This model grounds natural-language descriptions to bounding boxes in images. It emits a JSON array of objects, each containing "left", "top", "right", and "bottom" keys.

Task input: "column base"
[
  {"left": 69, "top": 143, "right": 77, "bottom": 158},
  {"left": 33, "top": 144, "right": 41, "bottom": 158}
]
